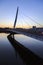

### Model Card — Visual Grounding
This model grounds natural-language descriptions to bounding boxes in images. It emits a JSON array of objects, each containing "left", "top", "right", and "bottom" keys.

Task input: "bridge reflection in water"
[{"left": 7, "top": 34, "right": 43, "bottom": 65}]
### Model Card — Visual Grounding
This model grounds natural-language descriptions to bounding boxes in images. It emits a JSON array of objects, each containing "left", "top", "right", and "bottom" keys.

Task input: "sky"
[{"left": 0, "top": 0, "right": 43, "bottom": 28}]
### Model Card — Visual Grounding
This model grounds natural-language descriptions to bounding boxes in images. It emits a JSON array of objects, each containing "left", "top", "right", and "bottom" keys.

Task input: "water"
[
  {"left": 14, "top": 34, "right": 43, "bottom": 59},
  {"left": 0, "top": 33, "right": 43, "bottom": 65},
  {"left": 0, "top": 33, "right": 25, "bottom": 65}
]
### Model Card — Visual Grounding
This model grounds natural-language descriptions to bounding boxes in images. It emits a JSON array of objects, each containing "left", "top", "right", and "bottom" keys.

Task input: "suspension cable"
[{"left": 20, "top": 11, "right": 43, "bottom": 27}]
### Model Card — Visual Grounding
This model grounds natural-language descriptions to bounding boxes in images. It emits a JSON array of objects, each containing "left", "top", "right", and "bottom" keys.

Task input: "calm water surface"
[
  {"left": 0, "top": 33, "right": 25, "bottom": 65},
  {"left": 0, "top": 33, "right": 43, "bottom": 65},
  {"left": 15, "top": 34, "right": 43, "bottom": 59}
]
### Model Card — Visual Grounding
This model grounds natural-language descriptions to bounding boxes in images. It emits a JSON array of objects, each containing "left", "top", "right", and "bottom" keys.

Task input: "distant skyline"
[{"left": 0, "top": 0, "right": 43, "bottom": 28}]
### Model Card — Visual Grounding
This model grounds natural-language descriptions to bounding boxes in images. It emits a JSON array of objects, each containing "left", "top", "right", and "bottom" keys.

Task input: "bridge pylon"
[{"left": 14, "top": 7, "right": 19, "bottom": 28}]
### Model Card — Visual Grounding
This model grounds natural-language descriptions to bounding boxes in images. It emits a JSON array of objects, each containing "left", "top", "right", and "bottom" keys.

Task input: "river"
[{"left": 0, "top": 33, "right": 43, "bottom": 65}]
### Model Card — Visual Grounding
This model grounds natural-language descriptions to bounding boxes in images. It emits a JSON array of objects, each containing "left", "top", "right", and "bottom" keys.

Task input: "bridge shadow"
[{"left": 7, "top": 34, "right": 43, "bottom": 65}]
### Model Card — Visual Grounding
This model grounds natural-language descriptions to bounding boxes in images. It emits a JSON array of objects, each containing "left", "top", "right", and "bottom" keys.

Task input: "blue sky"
[{"left": 0, "top": 0, "right": 43, "bottom": 28}]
